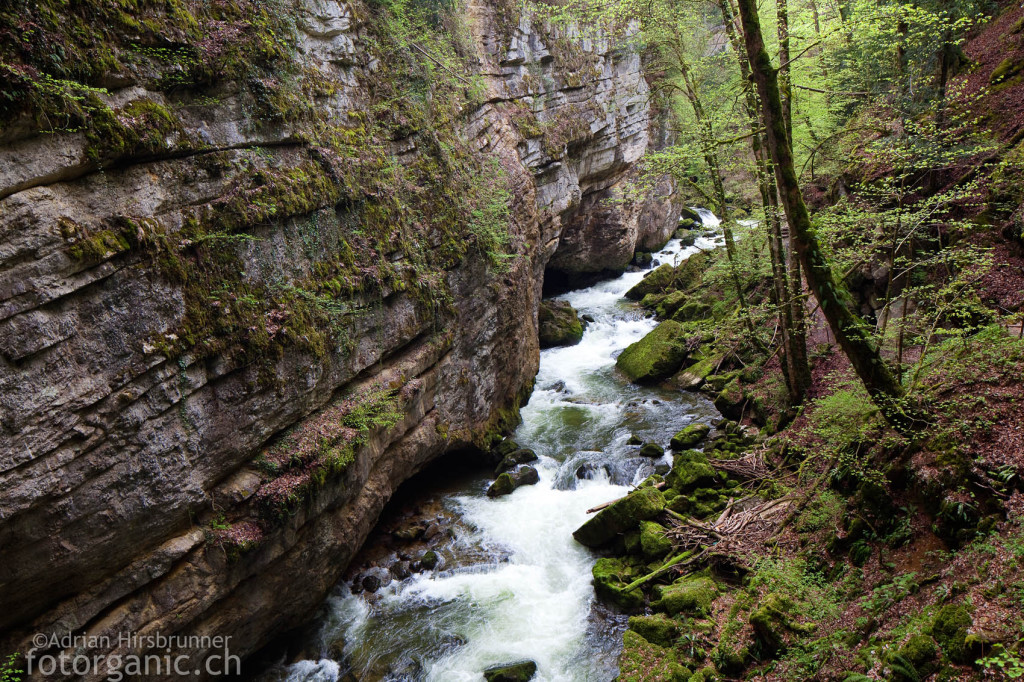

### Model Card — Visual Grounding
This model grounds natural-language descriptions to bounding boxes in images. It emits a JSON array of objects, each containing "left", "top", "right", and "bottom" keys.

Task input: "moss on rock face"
[
  {"left": 665, "top": 450, "right": 717, "bottom": 493},
  {"left": 538, "top": 299, "right": 586, "bottom": 348},
  {"left": 932, "top": 603, "right": 972, "bottom": 663},
  {"left": 640, "top": 442, "right": 666, "bottom": 458},
  {"left": 670, "top": 423, "right": 710, "bottom": 450},
  {"left": 616, "top": 320, "right": 690, "bottom": 383},
  {"left": 890, "top": 635, "right": 938, "bottom": 681},
  {"left": 640, "top": 520, "right": 673, "bottom": 560},
  {"left": 713, "top": 378, "right": 745, "bottom": 420},
  {"left": 617, "top": 630, "right": 692, "bottom": 682},
  {"left": 573, "top": 486, "right": 666, "bottom": 547},
  {"left": 656, "top": 291, "right": 688, "bottom": 318},
  {"left": 593, "top": 557, "right": 645, "bottom": 610},
  {"left": 628, "top": 613, "right": 681, "bottom": 647},
  {"left": 748, "top": 592, "right": 815, "bottom": 655},
  {"left": 626, "top": 264, "right": 677, "bottom": 300},
  {"left": 654, "top": 576, "right": 717, "bottom": 616}
]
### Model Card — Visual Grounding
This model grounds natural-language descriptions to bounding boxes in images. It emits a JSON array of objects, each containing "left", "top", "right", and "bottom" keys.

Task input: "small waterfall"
[{"left": 269, "top": 220, "right": 722, "bottom": 682}]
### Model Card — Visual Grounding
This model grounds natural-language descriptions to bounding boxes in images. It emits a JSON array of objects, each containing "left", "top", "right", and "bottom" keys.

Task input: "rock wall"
[{"left": 0, "top": 0, "right": 676, "bottom": 676}]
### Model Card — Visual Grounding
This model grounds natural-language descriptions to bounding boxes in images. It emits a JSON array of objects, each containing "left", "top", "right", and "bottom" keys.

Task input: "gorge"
[
  {"left": 0, "top": 0, "right": 683, "bottom": 676},
  {"left": 4, "top": 0, "right": 1024, "bottom": 679}
]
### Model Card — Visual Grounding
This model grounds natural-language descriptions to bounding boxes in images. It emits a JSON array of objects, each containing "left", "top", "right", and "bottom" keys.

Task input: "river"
[{"left": 267, "top": 209, "right": 723, "bottom": 682}]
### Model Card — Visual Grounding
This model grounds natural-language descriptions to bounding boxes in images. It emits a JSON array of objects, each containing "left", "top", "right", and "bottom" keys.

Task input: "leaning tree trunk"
[{"left": 735, "top": 0, "right": 912, "bottom": 426}]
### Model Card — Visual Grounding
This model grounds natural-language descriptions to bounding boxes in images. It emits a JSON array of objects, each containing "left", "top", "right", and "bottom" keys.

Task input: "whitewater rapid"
[{"left": 271, "top": 209, "right": 723, "bottom": 682}]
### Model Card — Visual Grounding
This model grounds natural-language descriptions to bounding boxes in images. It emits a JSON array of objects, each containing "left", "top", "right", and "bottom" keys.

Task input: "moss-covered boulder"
[
  {"left": 674, "top": 228, "right": 697, "bottom": 246},
  {"left": 626, "top": 264, "right": 677, "bottom": 300},
  {"left": 665, "top": 450, "right": 717, "bottom": 493},
  {"left": 675, "top": 251, "right": 711, "bottom": 290},
  {"left": 932, "top": 603, "right": 972, "bottom": 663},
  {"left": 713, "top": 378, "right": 745, "bottom": 420},
  {"left": 495, "top": 448, "right": 538, "bottom": 474},
  {"left": 486, "top": 466, "right": 539, "bottom": 497},
  {"left": 711, "top": 642, "right": 750, "bottom": 676},
  {"left": 670, "top": 423, "right": 711, "bottom": 450},
  {"left": 616, "top": 320, "right": 690, "bottom": 383},
  {"left": 628, "top": 614, "right": 681, "bottom": 647},
  {"left": 639, "top": 442, "right": 666, "bottom": 458},
  {"left": 419, "top": 550, "right": 439, "bottom": 570},
  {"left": 656, "top": 291, "right": 688, "bottom": 318},
  {"left": 634, "top": 251, "right": 654, "bottom": 267},
  {"left": 593, "top": 557, "right": 645, "bottom": 610},
  {"left": 654, "top": 576, "right": 716, "bottom": 616},
  {"left": 671, "top": 300, "right": 712, "bottom": 323},
  {"left": 538, "top": 299, "right": 586, "bottom": 348},
  {"left": 627, "top": 434, "right": 644, "bottom": 445},
  {"left": 483, "top": 659, "right": 537, "bottom": 681},
  {"left": 749, "top": 592, "right": 814, "bottom": 655},
  {"left": 889, "top": 635, "right": 938, "bottom": 681},
  {"left": 640, "top": 520, "right": 673, "bottom": 560},
  {"left": 573, "top": 486, "right": 666, "bottom": 547},
  {"left": 617, "top": 630, "right": 692, "bottom": 682}
]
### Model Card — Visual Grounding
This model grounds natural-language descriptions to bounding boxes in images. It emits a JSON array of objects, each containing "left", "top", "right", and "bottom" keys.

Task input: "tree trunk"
[
  {"left": 719, "top": 0, "right": 811, "bottom": 403},
  {"left": 735, "top": 0, "right": 912, "bottom": 426},
  {"left": 777, "top": 0, "right": 793, "bottom": 144}
]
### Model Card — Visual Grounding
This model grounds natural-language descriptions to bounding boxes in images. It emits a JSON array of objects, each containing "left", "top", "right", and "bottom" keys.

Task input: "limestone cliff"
[{"left": 0, "top": 0, "right": 676, "bottom": 675}]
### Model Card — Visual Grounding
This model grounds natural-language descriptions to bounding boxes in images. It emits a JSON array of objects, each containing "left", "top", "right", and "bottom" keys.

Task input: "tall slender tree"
[{"left": 734, "top": 0, "right": 913, "bottom": 427}]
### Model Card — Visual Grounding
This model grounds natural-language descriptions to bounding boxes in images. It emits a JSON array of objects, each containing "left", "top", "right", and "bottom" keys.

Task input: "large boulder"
[
  {"left": 538, "top": 299, "right": 586, "bottom": 348},
  {"left": 616, "top": 320, "right": 690, "bottom": 383},
  {"left": 483, "top": 660, "right": 538, "bottom": 682},
  {"left": 573, "top": 486, "right": 666, "bottom": 547}
]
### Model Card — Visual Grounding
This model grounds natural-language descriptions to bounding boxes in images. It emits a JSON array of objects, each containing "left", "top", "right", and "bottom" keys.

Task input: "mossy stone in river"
[
  {"left": 654, "top": 576, "right": 717, "bottom": 616},
  {"left": 487, "top": 473, "right": 516, "bottom": 498},
  {"left": 573, "top": 486, "right": 666, "bottom": 547},
  {"left": 483, "top": 659, "right": 537, "bottom": 681},
  {"left": 639, "top": 521, "right": 672, "bottom": 560},
  {"left": 665, "top": 450, "right": 717, "bottom": 493},
  {"left": 538, "top": 299, "right": 585, "bottom": 348},
  {"left": 495, "top": 448, "right": 538, "bottom": 474},
  {"left": 627, "top": 434, "right": 644, "bottom": 446},
  {"left": 628, "top": 613, "right": 680, "bottom": 647},
  {"left": 932, "top": 603, "right": 972, "bottom": 663},
  {"left": 616, "top": 320, "right": 690, "bottom": 384},
  {"left": 419, "top": 550, "right": 439, "bottom": 570},
  {"left": 618, "top": 630, "right": 691, "bottom": 682},
  {"left": 673, "top": 228, "right": 697, "bottom": 246},
  {"left": 639, "top": 442, "right": 665, "bottom": 458},
  {"left": 670, "top": 423, "right": 710, "bottom": 450}
]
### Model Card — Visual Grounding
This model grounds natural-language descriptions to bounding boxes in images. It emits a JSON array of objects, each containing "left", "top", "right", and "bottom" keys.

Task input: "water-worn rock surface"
[{"left": 0, "top": 0, "right": 678, "bottom": 675}]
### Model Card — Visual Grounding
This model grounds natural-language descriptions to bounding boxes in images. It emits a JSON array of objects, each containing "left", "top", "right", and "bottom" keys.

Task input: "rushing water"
[{"left": 270, "top": 210, "right": 723, "bottom": 682}]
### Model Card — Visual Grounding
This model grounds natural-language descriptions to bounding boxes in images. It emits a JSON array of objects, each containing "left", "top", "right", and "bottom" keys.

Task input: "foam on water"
[{"left": 274, "top": 211, "right": 723, "bottom": 682}]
